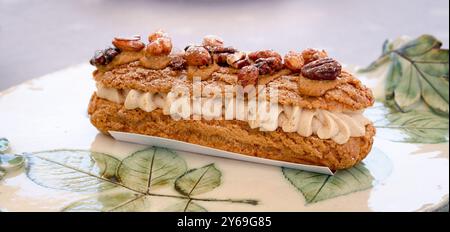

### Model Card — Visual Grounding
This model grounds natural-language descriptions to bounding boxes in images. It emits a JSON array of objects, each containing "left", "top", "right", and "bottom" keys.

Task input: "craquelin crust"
[
  {"left": 88, "top": 94, "right": 375, "bottom": 170},
  {"left": 93, "top": 61, "right": 374, "bottom": 112}
]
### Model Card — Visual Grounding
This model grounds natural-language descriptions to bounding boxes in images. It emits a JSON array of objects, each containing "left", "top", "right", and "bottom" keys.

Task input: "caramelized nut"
[
  {"left": 255, "top": 57, "right": 283, "bottom": 75},
  {"left": 301, "top": 48, "right": 328, "bottom": 64},
  {"left": 248, "top": 50, "right": 282, "bottom": 62},
  {"left": 169, "top": 54, "right": 186, "bottom": 70},
  {"left": 226, "top": 51, "right": 246, "bottom": 68},
  {"left": 145, "top": 37, "right": 172, "bottom": 56},
  {"left": 301, "top": 58, "right": 341, "bottom": 80},
  {"left": 284, "top": 51, "right": 304, "bottom": 72},
  {"left": 112, "top": 36, "right": 145, "bottom": 52},
  {"left": 202, "top": 35, "right": 224, "bottom": 47},
  {"left": 185, "top": 46, "right": 212, "bottom": 66},
  {"left": 238, "top": 65, "right": 259, "bottom": 86},
  {"left": 148, "top": 29, "right": 169, "bottom": 42}
]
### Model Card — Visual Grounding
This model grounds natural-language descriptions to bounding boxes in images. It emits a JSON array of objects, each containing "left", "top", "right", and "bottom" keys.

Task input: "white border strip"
[{"left": 110, "top": 131, "right": 334, "bottom": 175}]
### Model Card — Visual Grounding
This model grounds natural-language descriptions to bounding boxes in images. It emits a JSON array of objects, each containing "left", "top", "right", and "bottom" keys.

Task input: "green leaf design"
[
  {"left": 117, "top": 147, "right": 187, "bottom": 193},
  {"left": 175, "top": 164, "right": 221, "bottom": 196},
  {"left": 26, "top": 150, "right": 120, "bottom": 192},
  {"left": 0, "top": 154, "right": 25, "bottom": 171},
  {"left": 164, "top": 200, "right": 208, "bottom": 212},
  {"left": 0, "top": 138, "right": 9, "bottom": 153},
  {"left": 360, "top": 34, "right": 449, "bottom": 115},
  {"left": 367, "top": 102, "right": 449, "bottom": 143},
  {"left": 397, "top": 35, "right": 442, "bottom": 56},
  {"left": 0, "top": 168, "right": 5, "bottom": 181},
  {"left": 62, "top": 191, "right": 149, "bottom": 212},
  {"left": 283, "top": 164, "right": 373, "bottom": 203}
]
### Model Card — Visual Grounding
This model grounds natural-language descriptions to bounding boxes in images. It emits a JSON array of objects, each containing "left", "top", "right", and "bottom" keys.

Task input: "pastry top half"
[{"left": 89, "top": 31, "right": 375, "bottom": 145}]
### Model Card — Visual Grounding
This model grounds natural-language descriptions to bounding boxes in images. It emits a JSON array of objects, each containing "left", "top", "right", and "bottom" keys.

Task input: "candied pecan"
[
  {"left": 284, "top": 51, "right": 304, "bottom": 72},
  {"left": 248, "top": 50, "right": 282, "bottom": 62},
  {"left": 185, "top": 46, "right": 212, "bottom": 66},
  {"left": 112, "top": 36, "right": 145, "bottom": 52},
  {"left": 213, "top": 53, "right": 229, "bottom": 66},
  {"left": 301, "top": 48, "right": 328, "bottom": 64},
  {"left": 301, "top": 58, "right": 341, "bottom": 80},
  {"left": 255, "top": 57, "right": 283, "bottom": 75},
  {"left": 202, "top": 35, "right": 224, "bottom": 47},
  {"left": 90, "top": 47, "right": 121, "bottom": 66},
  {"left": 226, "top": 51, "right": 248, "bottom": 68},
  {"left": 207, "top": 46, "right": 237, "bottom": 54},
  {"left": 169, "top": 54, "right": 186, "bottom": 70},
  {"left": 238, "top": 65, "right": 259, "bottom": 86}
]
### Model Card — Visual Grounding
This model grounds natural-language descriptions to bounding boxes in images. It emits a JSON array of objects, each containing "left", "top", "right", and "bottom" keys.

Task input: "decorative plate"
[{"left": 0, "top": 35, "right": 448, "bottom": 212}]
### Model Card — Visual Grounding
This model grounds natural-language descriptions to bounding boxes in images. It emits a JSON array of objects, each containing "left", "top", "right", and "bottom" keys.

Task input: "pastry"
[{"left": 87, "top": 30, "right": 375, "bottom": 170}]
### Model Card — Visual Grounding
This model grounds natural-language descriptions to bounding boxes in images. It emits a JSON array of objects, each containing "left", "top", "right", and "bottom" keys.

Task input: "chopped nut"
[
  {"left": 248, "top": 50, "right": 282, "bottom": 62},
  {"left": 148, "top": 29, "right": 169, "bottom": 42},
  {"left": 226, "top": 51, "right": 247, "bottom": 68},
  {"left": 145, "top": 37, "right": 172, "bottom": 56},
  {"left": 185, "top": 46, "right": 212, "bottom": 66},
  {"left": 90, "top": 47, "right": 121, "bottom": 66},
  {"left": 169, "top": 54, "right": 186, "bottom": 70},
  {"left": 202, "top": 35, "right": 224, "bottom": 47},
  {"left": 238, "top": 65, "right": 259, "bottom": 86},
  {"left": 255, "top": 57, "right": 283, "bottom": 75},
  {"left": 213, "top": 53, "right": 229, "bottom": 66},
  {"left": 112, "top": 36, "right": 145, "bottom": 52},
  {"left": 284, "top": 51, "right": 304, "bottom": 72},
  {"left": 301, "top": 48, "right": 328, "bottom": 64},
  {"left": 301, "top": 58, "right": 341, "bottom": 80}
]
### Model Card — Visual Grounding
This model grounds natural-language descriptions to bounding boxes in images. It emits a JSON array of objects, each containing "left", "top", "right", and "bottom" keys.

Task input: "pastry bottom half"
[{"left": 88, "top": 94, "right": 375, "bottom": 170}]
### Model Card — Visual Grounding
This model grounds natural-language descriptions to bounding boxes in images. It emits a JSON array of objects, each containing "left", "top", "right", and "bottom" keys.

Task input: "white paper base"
[{"left": 109, "top": 131, "right": 334, "bottom": 175}]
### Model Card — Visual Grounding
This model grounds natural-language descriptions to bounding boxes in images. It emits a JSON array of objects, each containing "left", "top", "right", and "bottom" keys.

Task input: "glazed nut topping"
[
  {"left": 284, "top": 51, "right": 304, "bottom": 72},
  {"left": 226, "top": 51, "right": 247, "bottom": 68},
  {"left": 301, "top": 48, "right": 328, "bottom": 64},
  {"left": 185, "top": 46, "right": 212, "bottom": 66},
  {"left": 148, "top": 29, "right": 169, "bottom": 42},
  {"left": 112, "top": 35, "right": 145, "bottom": 52},
  {"left": 238, "top": 65, "right": 259, "bottom": 86},
  {"left": 301, "top": 58, "right": 342, "bottom": 80},
  {"left": 248, "top": 50, "right": 282, "bottom": 62},
  {"left": 202, "top": 35, "right": 224, "bottom": 47},
  {"left": 145, "top": 37, "right": 172, "bottom": 56},
  {"left": 90, "top": 47, "right": 120, "bottom": 66}
]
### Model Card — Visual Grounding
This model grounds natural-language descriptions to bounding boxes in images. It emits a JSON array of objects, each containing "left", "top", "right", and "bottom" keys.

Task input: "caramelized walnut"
[
  {"left": 148, "top": 29, "right": 169, "bottom": 42},
  {"left": 284, "top": 51, "right": 304, "bottom": 72},
  {"left": 301, "top": 48, "right": 328, "bottom": 64},
  {"left": 112, "top": 36, "right": 145, "bottom": 52},
  {"left": 145, "top": 30, "right": 172, "bottom": 56},
  {"left": 254, "top": 57, "right": 283, "bottom": 75},
  {"left": 226, "top": 51, "right": 248, "bottom": 68}
]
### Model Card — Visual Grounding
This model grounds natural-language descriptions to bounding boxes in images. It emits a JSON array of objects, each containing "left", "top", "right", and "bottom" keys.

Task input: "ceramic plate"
[{"left": 0, "top": 62, "right": 448, "bottom": 212}]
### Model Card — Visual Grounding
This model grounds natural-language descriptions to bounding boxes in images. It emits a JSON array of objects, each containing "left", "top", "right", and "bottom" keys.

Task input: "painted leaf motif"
[
  {"left": 62, "top": 191, "right": 149, "bottom": 212},
  {"left": 394, "top": 56, "right": 421, "bottom": 110},
  {"left": 283, "top": 164, "right": 373, "bottom": 203},
  {"left": 360, "top": 35, "right": 449, "bottom": 115},
  {"left": 397, "top": 34, "right": 442, "bottom": 56},
  {"left": 367, "top": 103, "right": 449, "bottom": 143},
  {"left": 0, "top": 138, "right": 9, "bottom": 153},
  {"left": 26, "top": 150, "right": 120, "bottom": 192},
  {"left": 0, "top": 168, "right": 5, "bottom": 181},
  {"left": 164, "top": 200, "right": 207, "bottom": 212},
  {"left": 0, "top": 154, "right": 25, "bottom": 171},
  {"left": 117, "top": 147, "right": 187, "bottom": 193},
  {"left": 175, "top": 164, "right": 221, "bottom": 196}
]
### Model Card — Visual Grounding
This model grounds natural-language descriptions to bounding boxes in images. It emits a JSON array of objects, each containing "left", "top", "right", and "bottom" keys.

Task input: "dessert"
[{"left": 88, "top": 30, "right": 375, "bottom": 170}]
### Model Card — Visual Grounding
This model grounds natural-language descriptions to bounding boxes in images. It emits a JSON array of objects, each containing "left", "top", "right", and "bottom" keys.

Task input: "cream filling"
[{"left": 95, "top": 83, "right": 371, "bottom": 144}]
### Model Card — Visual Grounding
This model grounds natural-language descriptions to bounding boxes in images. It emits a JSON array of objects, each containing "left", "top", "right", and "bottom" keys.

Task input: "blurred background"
[{"left": 0, "top": 0, "right": 448, "bottom": 90}]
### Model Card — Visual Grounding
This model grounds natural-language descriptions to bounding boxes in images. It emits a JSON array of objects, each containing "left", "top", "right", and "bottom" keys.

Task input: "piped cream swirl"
[{"left": 95, "top": 83, "right": 371, "bottom": 144}]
